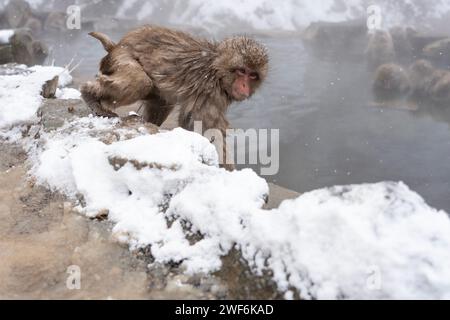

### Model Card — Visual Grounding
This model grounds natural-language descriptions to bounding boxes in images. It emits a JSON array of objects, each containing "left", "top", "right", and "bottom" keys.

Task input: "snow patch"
[
  {"left": 0, "top": 29, "right": 14, "bottom": 44},
  {"left": 0, "top": 65, "right": 73, "bottom": 129},
  {"left": 253, "top": 183, "right": 450, "bottom": 299},
  {"left": 56, "top": 87, "right": 81, "bottom": 100},
  {"left": 28, "top": 116, "right": 450, "bottom": 299}
]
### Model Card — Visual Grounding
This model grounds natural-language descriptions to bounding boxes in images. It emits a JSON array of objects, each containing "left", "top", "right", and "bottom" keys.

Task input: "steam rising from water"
[{"left": 2, "top": 0, "right": 450, "bottom": 33}]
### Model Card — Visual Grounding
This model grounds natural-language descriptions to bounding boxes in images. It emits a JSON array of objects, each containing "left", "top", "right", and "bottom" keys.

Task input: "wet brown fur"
[
  {"left": 408, "top": 59, "right": 450, "bottom": 104},
  {"left": 81, "top": 25, "right": 269, "bottom": 170},
  {"left": 373, "top": 63, "right": 411, "bottom": 102}
]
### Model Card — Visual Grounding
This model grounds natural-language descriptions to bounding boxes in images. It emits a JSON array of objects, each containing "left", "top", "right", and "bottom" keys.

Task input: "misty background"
[{"left": 4, "top": 0, "right": 450, "bottom": 33}]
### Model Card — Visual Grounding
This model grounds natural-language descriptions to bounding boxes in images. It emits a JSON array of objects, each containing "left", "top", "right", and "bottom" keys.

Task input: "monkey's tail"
[{"left": 89, "top": 32, "right": 116, "bottom": 52}]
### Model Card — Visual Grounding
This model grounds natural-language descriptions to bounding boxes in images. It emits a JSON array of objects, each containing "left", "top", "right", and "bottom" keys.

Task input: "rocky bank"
[{"left": 0, "top": 97, "right": 299, "bottom": 300}]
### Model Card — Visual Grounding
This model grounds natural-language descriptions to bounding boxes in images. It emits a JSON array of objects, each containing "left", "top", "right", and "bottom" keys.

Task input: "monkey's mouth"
[{"left": 232, "top": 90, "right": 250, "bottom": 101}]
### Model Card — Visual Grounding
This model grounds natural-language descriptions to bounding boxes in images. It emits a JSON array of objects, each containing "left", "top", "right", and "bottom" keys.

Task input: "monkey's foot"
[
  {"left": 121, "top": 114, "right": 146, "bottom": 125},
  {"left": 87, "top": 102, "right": 119, "bottom": 118}
]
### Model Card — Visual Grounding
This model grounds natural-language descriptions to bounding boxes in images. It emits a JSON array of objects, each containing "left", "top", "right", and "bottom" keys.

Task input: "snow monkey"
[
  {"left": 408, "top": 59, "right": 450, "bottom": 104},
  {"left": 408, "top": 59, "right": 437, "bottom": 98},
  {"left": 81, "top": 25, "right": 269, "bottom": 170},
  {"left": 372, "top": 63, "right": 411, "bottom": 102}
]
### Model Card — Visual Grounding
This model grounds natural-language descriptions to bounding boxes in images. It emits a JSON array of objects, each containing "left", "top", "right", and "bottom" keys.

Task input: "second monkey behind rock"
[{"left": 81, "top": 25, "right": 269, "bottom": 170}]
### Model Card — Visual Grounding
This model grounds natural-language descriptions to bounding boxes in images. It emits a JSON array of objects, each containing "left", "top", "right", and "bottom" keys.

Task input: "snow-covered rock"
[
  {"left": 0, "top": 65, "right": 72, "bottom": 128},
  {"left": 28, "top": 114, "right": 450, "bottom": 299}
]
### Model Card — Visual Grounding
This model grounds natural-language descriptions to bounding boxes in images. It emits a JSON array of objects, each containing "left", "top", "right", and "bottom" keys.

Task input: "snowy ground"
[{"left": 2, "top": 65, "right": 450, "bottom": 299}]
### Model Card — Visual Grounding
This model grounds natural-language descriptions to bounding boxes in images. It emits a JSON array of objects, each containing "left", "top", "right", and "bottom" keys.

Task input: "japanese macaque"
[
  {"left": 372, "top": 63, "right": 411, "bottom": 102},
  {"left": 24, "top": 17, "right": 43, "bottom": 36},
  {"left": 43, "top": 12, "right": 67, "bottom": 33},
  {"left": 408, "top": 59, "right": 450, "bottom": 104},
  {"left": 365, "top": 30, "right": 396, "bottom": 70},
  {"left": 302, "top": 19, "right": 367, "bottom": 60},
  {"left": 408, "top": 59, "right": 436, "bottom": 97},
  {"left": 4, "top": 0, "right": 42, "bottom": 35},
  {"left": 428, "top": 69, "right": 450, "bottom": 104},
  {"left": 10, "top": 29, "right": 48, "bottom": 66},
  {"left": 81, "top": 25, "right": 269, "bottom": 170}
]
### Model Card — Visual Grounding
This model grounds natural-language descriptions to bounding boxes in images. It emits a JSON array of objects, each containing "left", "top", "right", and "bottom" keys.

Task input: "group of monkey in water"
[
  {"left": 368, "top": 27, "right": 450, "bottom": 109},
  {"left": 80, "top": 24, "right": 450, "bottom": 170}
]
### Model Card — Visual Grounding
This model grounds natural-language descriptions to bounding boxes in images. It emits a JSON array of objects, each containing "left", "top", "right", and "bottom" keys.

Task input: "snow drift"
[
  {"left": 1, "top": 63, "right": 450, "bottom": 299},
  {"left": 28, "top": 116, "right": 450, "bottom": 300},
  {"left": 0, "top": 65, "right": 73, "bottom": 128}
]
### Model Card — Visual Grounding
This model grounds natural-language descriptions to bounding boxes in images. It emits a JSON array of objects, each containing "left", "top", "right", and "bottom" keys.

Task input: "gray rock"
[
  {"left": 41, "top": 76, "right": 59, "bottom": 99},
  {"left": 4, "top": 28, "right": 49, "bottom": 66},
  {"left": 18, "top": 96, "right": 302, "bottom": 300},
  {"left": 410, "top": 34, "right": 449, "bottom": 54},
  {"left": 423, "top": 38, "right": 450, "bottom": 65},
  {"left": 302, "top": 19, "right": 368, "bottom": 60},
  {"left": 216, "top": 248, "right": 283, "bottom": 300},
  {"left": 37, "top": 99, "right": 92, "bottom": 132},
  {"left": 43, "top": 12, "right": 67, "bottom": 33},
  {"left": 390, "top": 26, "right": 418, "bottom": 64},
  {"left": 265, "top": 183, "right": 300, "bottom": 209}
]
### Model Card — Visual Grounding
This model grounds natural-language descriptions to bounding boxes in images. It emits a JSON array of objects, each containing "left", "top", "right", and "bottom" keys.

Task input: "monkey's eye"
[
  {"left": 235, "top": 68, "right": 246, "bottom": 76},
  {"left": 249, "top": 72, "right": 259, "bottom": 81}
]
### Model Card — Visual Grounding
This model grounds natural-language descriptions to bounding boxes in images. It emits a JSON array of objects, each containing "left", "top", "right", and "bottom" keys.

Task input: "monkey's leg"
[
  {"left": 142, "top": 95, "right": 175, "bottom": 126},
  {"left": 81, "top": 49, "right": 153, "bottom": 118},
  {"left": 211, "top": 117, "right": 235, "bottom": 171},
  {"left": 179, "top": 109, "right": 235, "bottom": 171},
  {"left": 220, "top": 139, "right": 236, "bottom": 171}
]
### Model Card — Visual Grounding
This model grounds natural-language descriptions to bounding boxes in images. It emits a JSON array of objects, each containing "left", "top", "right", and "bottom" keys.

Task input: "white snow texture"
[{"left": 28, "top": 116, "right": 450, "bottom": 300}]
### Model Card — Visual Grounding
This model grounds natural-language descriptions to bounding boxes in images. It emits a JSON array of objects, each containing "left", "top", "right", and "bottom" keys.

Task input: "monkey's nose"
[{"left": 241, "top": 83, "right": 250, "bottom": 97}]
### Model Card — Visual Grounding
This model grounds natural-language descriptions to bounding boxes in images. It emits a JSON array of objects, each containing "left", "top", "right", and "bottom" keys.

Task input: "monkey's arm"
[
  {"left": 142, "top": 95, "right": 175, "bottom": 126},
  {"left": 181, "top": 106, "right": 235, "bottom": 171},
  {"left": 215, "top": 115, "right": 235, "bottom": 171}
]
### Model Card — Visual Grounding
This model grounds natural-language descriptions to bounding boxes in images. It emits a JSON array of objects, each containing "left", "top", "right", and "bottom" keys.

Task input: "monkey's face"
[
  {"left": 230, "top": 67, "right": 261, "bottom": 101},
  {"left": 215, "top": 37, "right": 269, "bottom": 102},
  {"left": 410, "top": 60, "right": 434, "bottom": 76}
]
